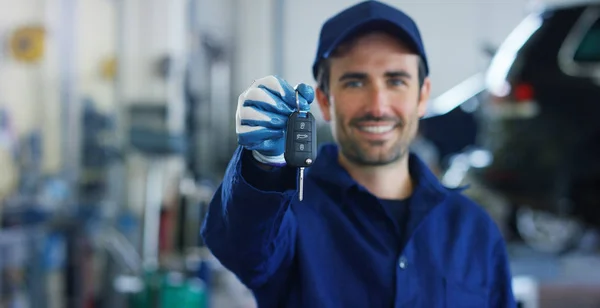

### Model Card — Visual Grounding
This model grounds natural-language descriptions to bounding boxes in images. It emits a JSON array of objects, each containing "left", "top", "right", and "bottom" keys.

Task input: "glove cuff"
[{"left": 252, "top": 151, "right": 287, "bottom": 167}]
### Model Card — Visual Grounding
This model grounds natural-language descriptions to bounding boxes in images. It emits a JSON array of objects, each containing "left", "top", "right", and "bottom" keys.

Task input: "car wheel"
[{"left": 515, "top": 206, "right": 585, "bottom": 254}]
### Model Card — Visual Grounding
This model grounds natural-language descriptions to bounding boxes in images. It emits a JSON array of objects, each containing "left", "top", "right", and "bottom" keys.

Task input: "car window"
[{"left": 573, "top": 17, "right": 600, "bottom": 63}]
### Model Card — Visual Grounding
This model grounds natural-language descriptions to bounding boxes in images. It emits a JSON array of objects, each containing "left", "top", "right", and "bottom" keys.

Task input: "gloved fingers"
[
  {"left": 236, "top": 105, "right": 285, "bottom": 135},
  {"left": 241, "top": 87, "right": 294, "bottom": 116},
  {"left": 237, "top": 128, "right": 284, "bottom": 148},
  {"left": 244, "top": 76, "right": 315, "bottom": 113},
  {"left": 254, "top": 75, "right": 314, "bottom": 112},
  {"left": 240, "top": 116, "right": 285, "bottom": 131},
  {"left": 250, "top": 75, "right": 296, "bottom": 105},
  {"left": 243, "top": 140, "right": 280, "bottom": 155},
  {"left": 294, "top": 83, "right": 315, "bottom": 112}
]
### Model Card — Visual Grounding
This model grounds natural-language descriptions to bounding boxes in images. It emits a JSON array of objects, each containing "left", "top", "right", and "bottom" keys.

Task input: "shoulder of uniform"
[{"left": 442, "top": 190, "right": 504, "bottom": 238}]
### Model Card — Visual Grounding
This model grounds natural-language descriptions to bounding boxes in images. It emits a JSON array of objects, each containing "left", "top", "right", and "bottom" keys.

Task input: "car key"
[{"left": 284, "top": 89, "right": 317, "bottom": 201}]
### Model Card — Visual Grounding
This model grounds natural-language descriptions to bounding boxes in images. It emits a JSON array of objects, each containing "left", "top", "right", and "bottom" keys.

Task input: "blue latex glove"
[{"left": 236, "top": 75, "right": 314, "bottom": 166}]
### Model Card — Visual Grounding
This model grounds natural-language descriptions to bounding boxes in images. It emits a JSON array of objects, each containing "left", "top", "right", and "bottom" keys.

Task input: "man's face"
[{"left": 316, "top": 32, "right": 431, "bottom": 166}]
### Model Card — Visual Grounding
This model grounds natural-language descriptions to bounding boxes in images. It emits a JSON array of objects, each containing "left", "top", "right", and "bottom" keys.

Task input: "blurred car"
[{"left": 465, "top": 2, "right": 600, "bottom": 254}]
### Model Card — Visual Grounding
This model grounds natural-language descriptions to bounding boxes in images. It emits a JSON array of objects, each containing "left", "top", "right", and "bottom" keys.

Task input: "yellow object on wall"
[
  {"left": 9, "top": 25, "right": 45, "bottom": 63},
  {"left": 100, "top": 56, "right": 118, "bottom": 81}
]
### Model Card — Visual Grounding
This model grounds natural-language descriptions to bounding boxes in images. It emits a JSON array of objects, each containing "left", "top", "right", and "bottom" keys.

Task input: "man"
[{"left": 201, "top": 1, "right": 517, "bottom": 307}]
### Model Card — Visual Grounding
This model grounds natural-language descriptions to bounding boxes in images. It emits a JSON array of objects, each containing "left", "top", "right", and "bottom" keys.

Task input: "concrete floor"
[{"left": 510, "top": 243, "right": 600, "bottom": 308}]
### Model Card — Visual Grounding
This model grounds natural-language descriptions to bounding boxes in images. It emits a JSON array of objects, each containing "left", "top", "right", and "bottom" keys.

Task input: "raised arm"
[{"left": 200, "top": 76, "right": 314, "bottom": 294}]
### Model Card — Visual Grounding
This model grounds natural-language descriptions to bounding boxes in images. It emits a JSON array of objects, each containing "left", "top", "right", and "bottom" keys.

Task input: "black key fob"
[{"left": 284, "top": 111, "right": 317, "bottom": 167}]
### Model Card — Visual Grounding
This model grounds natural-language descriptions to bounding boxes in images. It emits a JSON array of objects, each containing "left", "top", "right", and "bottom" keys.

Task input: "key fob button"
[
  {"left": 295, "top": 121, "right": 311, "bottom": 131},
  {"left": 295, "top": 142, "right": 309, "bottom": 152},
  {"left": 295, "top": 132, "right": 311, "bottom": 142}
]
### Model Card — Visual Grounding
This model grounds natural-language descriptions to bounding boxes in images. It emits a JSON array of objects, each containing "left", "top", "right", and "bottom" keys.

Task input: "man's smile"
[{"left": 355, "top": 124, "right": 396, "bottom": 134}]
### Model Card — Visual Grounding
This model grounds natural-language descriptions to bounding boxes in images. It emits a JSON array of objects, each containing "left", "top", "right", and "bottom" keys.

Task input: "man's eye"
[
  {"left": 344, "top": 80, "right": 363, "bottom": 88},
  {"left": 388, "top": 79, "right": 406, "bottom": 86}
]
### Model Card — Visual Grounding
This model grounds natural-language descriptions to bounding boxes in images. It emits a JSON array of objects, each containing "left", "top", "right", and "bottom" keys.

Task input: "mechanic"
[{"left": 201, "top": 1, "right": 517, "bottom": 307}]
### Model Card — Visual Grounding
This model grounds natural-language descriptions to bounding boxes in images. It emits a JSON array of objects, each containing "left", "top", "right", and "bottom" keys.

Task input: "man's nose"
[{"left": 367, "top": 84, "right": 389, "bottom": 117}]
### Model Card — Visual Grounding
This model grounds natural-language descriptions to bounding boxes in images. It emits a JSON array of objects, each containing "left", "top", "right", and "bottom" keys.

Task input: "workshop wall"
[{"left": 0, "top": 0, "right": 116, "bottom": 174}]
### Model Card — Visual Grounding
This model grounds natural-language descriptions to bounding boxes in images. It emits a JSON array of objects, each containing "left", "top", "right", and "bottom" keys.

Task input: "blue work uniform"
[{"left": 201, "top": 143, "right": 517, "bottom": 307}]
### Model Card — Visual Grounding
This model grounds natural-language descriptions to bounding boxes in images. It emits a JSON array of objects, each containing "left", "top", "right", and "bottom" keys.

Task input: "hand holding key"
[{"left": 236, "top": 76, "right": 314, "bottom": 167}]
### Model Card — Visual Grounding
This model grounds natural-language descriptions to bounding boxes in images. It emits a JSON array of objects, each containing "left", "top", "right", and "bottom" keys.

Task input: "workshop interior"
[{"left": 0, "top": 0, "right": 599, "bottom": 307}]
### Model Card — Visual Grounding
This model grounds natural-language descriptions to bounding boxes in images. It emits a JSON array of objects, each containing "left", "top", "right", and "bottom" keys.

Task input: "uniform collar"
[
  {"left": 307, "top": 143, "right": 449, "bottom": 208},
  {"left": 307, "top": 143, "right": 356, "bottom": 191}
]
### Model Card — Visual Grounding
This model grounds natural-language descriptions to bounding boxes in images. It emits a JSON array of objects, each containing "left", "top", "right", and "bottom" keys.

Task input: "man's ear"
[
  {"left": 417, "top": 77, "right": 431, "bottom": 118},
  {"left": 315, "top": 86, "right": 332, "bottom": 122}
]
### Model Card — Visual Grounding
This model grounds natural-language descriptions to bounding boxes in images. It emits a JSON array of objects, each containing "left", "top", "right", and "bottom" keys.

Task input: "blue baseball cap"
[{"left": 312, "top": 1, "right": 429, "bottom": 80}]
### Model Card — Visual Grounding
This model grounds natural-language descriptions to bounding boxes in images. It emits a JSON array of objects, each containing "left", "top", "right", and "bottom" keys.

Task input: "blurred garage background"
[{"left": 0, "top": 0, "right": 599, "bottom": 307}]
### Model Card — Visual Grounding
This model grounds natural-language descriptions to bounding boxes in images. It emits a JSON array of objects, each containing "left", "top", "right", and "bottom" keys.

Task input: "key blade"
[{"left": 299, "top": 167, "right": 304, "bottom": 201}]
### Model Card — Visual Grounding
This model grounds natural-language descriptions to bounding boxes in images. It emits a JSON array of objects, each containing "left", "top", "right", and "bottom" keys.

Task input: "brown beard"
[{"left": 334, "top": 111, "right": 419, "bottom": 166}]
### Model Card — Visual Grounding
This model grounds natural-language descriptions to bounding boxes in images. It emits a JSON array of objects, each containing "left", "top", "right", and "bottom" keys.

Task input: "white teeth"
[{"left": 358, "top": 125, "right": 394, "bottom": 134}]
